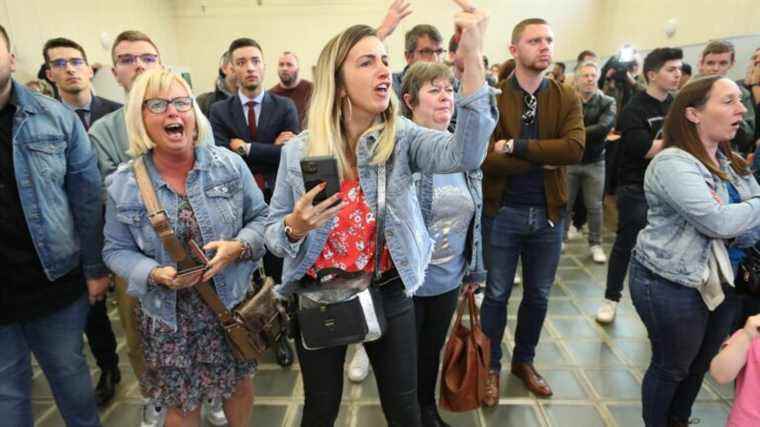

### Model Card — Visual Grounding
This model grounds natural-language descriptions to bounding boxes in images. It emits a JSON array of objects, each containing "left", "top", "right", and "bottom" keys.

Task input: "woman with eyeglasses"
[
  {"left": 102, "top": 69, "right": 269, "bottom": 427},
  {"left": 264, "top": 1, "right": 493, "bottom": 425}
]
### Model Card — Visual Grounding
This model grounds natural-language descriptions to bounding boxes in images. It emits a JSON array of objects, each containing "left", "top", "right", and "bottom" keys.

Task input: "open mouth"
[
  {"left": 374, "top": 82, "right": 390, "bottom": 97},
  {"left": 164, "top": 123, "right": 184, "bottom": 139}
]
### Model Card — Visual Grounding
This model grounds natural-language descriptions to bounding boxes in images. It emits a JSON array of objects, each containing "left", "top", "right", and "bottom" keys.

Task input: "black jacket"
[{"left": 90, "top": 95, "right": 122, "bottom": 124}]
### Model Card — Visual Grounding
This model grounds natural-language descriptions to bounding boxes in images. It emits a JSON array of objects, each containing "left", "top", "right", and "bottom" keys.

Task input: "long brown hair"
[{"left": 663, "top": 75, "right": 748, "bottom": 180}]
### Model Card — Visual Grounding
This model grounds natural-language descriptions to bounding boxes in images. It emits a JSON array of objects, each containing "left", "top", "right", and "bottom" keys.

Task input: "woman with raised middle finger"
[{"left": 264, "top": 2, "right": 494, "bottom": 425}]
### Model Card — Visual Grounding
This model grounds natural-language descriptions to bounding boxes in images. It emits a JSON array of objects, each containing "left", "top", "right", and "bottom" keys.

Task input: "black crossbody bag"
[{"left": 296, "top": 163, "right": 390, "bottom": 350}]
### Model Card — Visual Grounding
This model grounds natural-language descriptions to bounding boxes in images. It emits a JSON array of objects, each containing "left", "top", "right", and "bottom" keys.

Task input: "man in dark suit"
[
  {"left": 43, "top": 37, "right": 122, "bottom": 407},
  {"left": 210, "top": 38, "right": 299, "bottom": 195},
  {"left": 210, "top": 37, "right": 299, "bottom": 367}
]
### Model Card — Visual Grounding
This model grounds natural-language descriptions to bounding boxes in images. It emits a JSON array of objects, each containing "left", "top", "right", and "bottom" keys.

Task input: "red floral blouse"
[{"left": 308, "top": 179, "right": 392, "bottom": 277}]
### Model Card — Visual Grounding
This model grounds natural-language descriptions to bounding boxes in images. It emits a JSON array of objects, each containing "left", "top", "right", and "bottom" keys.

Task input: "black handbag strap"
[{"left": 373, "top": 163, "right": 387, "bottom": 281}]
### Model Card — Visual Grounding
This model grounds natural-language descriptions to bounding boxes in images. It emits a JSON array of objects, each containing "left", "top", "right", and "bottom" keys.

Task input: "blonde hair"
[
  {"left": 306, "top": 24, "right": 398, "bottom": 177},
  {"left": 125, "top": 69, "right": 210, "bottom": 157}
]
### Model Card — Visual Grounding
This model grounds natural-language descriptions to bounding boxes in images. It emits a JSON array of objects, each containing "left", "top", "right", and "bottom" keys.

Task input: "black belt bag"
[{"left": 297, "top": 163, "right": 390, "bottom": 351}]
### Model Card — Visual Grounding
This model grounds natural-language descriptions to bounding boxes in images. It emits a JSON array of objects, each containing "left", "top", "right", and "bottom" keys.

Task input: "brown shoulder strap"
[
  {"left": 133, "top": 157, "right": 235, "bottom": 322},
  {"left": 133, "top": 157, "right": 188, "bottom": 263}
]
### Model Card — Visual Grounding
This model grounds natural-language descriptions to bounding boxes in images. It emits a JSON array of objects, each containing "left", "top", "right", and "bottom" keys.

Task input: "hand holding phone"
[{"left": 301, "top": 156, "right": 341, "bottom": 206}]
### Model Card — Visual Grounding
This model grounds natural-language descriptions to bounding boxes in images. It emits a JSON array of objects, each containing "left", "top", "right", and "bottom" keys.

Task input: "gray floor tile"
[
  {"left": 247, "top": 404, "right": 287, "bottom": 426},
  {"left": 253, "top": 369, "right": 298, "bottom": 397},
  {"left": 550, "top": 318, "right": 603, "bottom": 339},
  {"left": 585, "top": 369, "right": 641, "bottom": 400},
  {"left": 543, "top": 404, "right": 606, "bottom": 427},
  {"left": 598, "top": 315, "right": 648, "bottom": 339},
  {"left": 565, "top": 340, "right": 625, "bottom": 367},
  {"left": 606, "top": 403, "right": 644, "bottom": 427},
  {"left": 482, "top": 404, "right": 542, "bottom": 427},
  {"left": 609, "top": 339, "right": 652, "bottom": 367},
  {"left": 540, "top": 369, "right": 589, "bottom": 400},
  {"left": 439, "top": 407, "right": 481, "bottom": 427},
  {"left": 547, "top": 300, "right": 582, "bottom": 316}
]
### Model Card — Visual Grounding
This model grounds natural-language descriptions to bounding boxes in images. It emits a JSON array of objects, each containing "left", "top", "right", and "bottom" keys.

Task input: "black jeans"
[
  {"left": 295, "top": 280, "right": 421, "bottom": 427},
  {"left": 605, "top": 185, "right": 648, "bottom": 302},
  {"left": 413, "top": 287, "right": 459, "bottom": 408},
  {"left": 84, "top": 296, "right": 118, "bottom": 371}
]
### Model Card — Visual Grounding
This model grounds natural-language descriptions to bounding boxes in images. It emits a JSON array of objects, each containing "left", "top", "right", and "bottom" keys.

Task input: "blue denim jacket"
[
  {"left": 102, "top": 143, "right": 269, "bottom": 330},
  {"left": 415, "top": 170, "right": 486, "bottom": 285},
  {"left": 11, "top": 80, "right": 107, "bottom": 280},
  {"left": 634, "top": 147, "right": 760, "bottom": 288},
  {"left": 265, "top": 84, "right": 497, "bottom": 296}
]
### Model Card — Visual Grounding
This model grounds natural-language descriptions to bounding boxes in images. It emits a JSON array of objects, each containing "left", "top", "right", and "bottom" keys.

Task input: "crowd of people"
[{"left": 3, "top": 0, "right": 760, "bottom": 426}]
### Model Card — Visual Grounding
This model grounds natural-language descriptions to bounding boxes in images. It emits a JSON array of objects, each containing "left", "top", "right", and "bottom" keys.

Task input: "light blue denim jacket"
[
  {"left": 10, "top": 80, "right": 107, "bottom": 280},
  {"left": 265, "top": 84, "right": 497, "bottom": 296},
  {"left": 102, "top": 142, "right": 269, "bottom": 330},
  {"left": 634, "top": 147, "right": 760, "bottom": 288},
  {"left": 415, "top": 170, "right": 487, "bottom": 285}
]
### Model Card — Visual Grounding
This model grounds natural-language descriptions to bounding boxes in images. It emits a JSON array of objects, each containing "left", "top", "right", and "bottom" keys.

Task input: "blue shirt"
[
  {"left": 503, "top": 76, "right": 547, "bottom": 207},
  {"left": 416, "top": 173, "right": 474, "bottom": 297}
]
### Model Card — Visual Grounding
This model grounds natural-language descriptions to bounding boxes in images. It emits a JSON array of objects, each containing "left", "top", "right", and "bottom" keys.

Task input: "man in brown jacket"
[{"left": 479, "top": 18, "right": 585, "bottom": 405}]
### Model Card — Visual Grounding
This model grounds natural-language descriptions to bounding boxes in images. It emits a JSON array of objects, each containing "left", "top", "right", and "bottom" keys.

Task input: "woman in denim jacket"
[
  {"left": 264, "top": 7, "right": 494, "bottom": 426},
  {"left": 347, "top": 61, "right": 487, "bottom": 427},
  {"left": 629, "top": 76, "right": 760, "bottom": 427},
  {"left": 102, "top": 70, "right": 268, "bottom": 427}
]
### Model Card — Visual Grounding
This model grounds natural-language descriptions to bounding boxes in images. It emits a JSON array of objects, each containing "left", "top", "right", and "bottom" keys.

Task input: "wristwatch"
[
  {"left": 234, "top": 239, "right": 252, "bottom": 260},
  {"left": 505, "top": 139, "right": 514, "bottom": 154},
  {"left": 283, "top": 217, "right": 304, "bottom": 240}
]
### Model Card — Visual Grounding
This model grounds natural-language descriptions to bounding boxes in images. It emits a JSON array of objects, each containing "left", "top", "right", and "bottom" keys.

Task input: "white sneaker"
[
  {"left": 596, "top": 299, "right": 618, "bottom": 324},
  {"left": 140, "top": 400, "right": 165, "bottom": 427},
  {"left": 590, "top": 245, "right": 607, "bottom": 264},
  {"left": 348, "top": 345, "right": 370, "bottom": 383},
  {"left": 567, "top": 225, "right": 581, "bottom": 241},
  {"left": 205, "top": 398, "right": 227, "bottom": 426}
]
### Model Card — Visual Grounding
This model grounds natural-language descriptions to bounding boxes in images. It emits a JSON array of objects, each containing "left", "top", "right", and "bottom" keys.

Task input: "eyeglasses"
[
  {"left": 522, "top": 93, "right": 537, "bottom": 126},
  {"left": 416, "top": 48, "right": 446, "bottom": 57},
  {"left": 143, "top": 97, "right": 194, "bottom": 114},
  {"left": 49, "top": 58, "right": 86, "bottom": 69},
  {"left": 116, "top": 54, "right": 159, "bottom": 66}
]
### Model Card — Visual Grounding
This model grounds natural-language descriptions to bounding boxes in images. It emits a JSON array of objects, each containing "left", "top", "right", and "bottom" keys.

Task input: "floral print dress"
[{"left": 136, "top": 195, "right": 256, "bottom": 412}]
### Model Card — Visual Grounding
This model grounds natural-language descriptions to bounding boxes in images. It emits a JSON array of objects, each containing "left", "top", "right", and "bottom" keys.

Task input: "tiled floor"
[{"left": 31, "top": 231, "right": 734, "bottom": 426}]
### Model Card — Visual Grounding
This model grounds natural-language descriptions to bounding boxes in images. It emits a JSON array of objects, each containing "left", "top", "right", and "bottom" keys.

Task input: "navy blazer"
[
  {"left": 90, "top": 95, "right": 122, "bottom": 125},
  {"left": 209, "top": 91, "right": 300, "bottom": 179}
]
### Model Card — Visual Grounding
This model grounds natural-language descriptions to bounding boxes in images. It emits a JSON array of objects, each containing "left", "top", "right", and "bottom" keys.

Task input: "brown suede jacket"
[{"left": 482, "top": 76, "right": 585, "bottom": 223}]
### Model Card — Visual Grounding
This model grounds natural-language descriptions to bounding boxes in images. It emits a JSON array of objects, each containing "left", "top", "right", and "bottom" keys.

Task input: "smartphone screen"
[{"left": 300, "top": 155, "right": 341, "bottom": 206}]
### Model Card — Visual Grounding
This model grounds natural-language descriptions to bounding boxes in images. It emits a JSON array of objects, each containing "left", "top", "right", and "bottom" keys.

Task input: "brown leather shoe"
[
  {"left": 483, "top": 371, "right": 500, "bottom": 407},
  {"left": 511, "top": 362, "right": 553, "bottom": 397}
]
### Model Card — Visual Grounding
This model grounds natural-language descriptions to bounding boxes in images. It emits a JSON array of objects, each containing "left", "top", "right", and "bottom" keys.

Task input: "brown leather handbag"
[
  {"left": 439, "top": 285, "right": 491, "bottom": 412},
  {"left": 133, "top": 157, "right": 289, "bottom": 362}
]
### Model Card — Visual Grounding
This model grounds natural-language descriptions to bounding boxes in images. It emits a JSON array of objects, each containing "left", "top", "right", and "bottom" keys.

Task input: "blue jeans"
[
  {"left": 0, "top": 294, "right": 101, "bottom": 427},
  {"left": 629, "top": 258, "right": 738, "bottom": 427},
  {"left": 481, "top": 205, "right": 564, "bottom": 370}
]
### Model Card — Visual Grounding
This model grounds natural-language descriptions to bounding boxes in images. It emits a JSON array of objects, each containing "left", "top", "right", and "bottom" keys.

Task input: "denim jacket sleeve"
[
  {"left": 648, "top": 152, "right": 760, "bottom": 239},
  {"left": 406, "top": 84, "right": 496, "bottom": 174},
  {"left": 265, "top": 142, "right": 305, "bottom": 258},
  {"left": 102, "top": 190, "right": 160, "bottom": 297},
  {"left": 66, "top": 115, "right": 108, "bottom": 279},
  {"left": 232, "top": 154, "right": 269, "bottom": 259}
]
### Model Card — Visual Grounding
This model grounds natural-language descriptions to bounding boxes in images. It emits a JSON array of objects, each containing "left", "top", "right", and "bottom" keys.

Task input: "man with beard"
[
  {"left": 42, "top": 36, "right": 122, "bottom": 408},
  {"left": 480, "top": 18, "right": 585, "bottom": 405},
  {"left": 0, "top": 24, "right": 107, "bottom": 427},
  {"left": 209, "top": 37, "right": 299, "bottom": 369},
  {"left": 270, "top": 51, "right": 312, "bottom": 127}
]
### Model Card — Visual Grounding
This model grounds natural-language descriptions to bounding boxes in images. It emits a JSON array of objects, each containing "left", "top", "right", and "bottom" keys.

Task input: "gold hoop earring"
[{"left": 342, "top": 96, "right": 353, "bottom": 121}]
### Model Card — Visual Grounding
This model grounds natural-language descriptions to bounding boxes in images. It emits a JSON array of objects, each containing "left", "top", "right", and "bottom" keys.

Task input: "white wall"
[
  {"left": 2, "top": 0, "right": 758, "bottom": 95},
  {"left": 0, "top": 0, "right": 179, "bottom": 85},
  {"left": 172, "top": 0, "right": 605, "bottom": 94}
]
